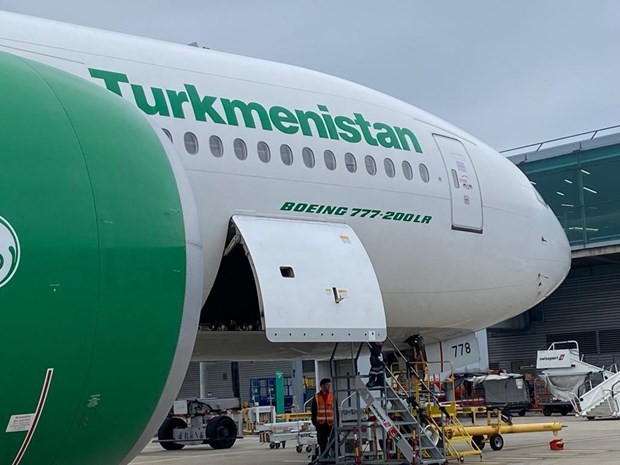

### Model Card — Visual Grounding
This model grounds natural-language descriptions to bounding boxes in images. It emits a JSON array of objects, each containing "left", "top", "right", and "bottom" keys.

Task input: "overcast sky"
[{"left": 1, "top": 1, "right": 619, "bottom": 151}]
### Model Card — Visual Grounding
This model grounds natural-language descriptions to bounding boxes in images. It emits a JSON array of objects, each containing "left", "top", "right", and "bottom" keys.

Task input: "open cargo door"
[{"left": 230, "top": 215, "right": 386, "bottom": 343}]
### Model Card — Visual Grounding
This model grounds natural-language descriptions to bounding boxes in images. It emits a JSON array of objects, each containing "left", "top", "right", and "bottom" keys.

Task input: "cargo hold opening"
[{"left": 200, "top": 228, "right": 262, "bottom": 332}]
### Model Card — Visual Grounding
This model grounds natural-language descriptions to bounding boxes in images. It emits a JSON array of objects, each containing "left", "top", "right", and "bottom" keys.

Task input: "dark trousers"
[{"left": 316, "top": 423, "right": 333, "bottom": 457}]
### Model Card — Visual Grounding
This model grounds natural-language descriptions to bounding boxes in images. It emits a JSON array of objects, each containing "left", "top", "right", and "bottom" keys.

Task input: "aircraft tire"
[
  {"left": 157, "top": 417, "right": 187, "bottom": 450},
  {"left": 207, "top": 416, "right": 237, "bottom": 449}
]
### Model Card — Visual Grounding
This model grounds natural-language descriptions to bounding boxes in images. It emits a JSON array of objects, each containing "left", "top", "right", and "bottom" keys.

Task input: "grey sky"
[{"left": 1, "top": 1, "right": 619, "bottom": 151}]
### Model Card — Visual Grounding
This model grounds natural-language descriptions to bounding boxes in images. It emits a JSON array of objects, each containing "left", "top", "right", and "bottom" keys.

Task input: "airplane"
[{"left": 0, "top": 10, "right": 570, "bottom": 465}]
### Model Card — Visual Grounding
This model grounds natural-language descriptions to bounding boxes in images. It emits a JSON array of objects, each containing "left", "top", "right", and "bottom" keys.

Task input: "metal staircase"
[
  {"left": 573, "top": 370, "right": 620, "bottom": 418},
  {"left": 311, "top": 337, "right": 488, "bottom": 464},
  {"left": 388, "top": 354, "right": 482, "bottom": 462},
  {"left": 311, "top": 341, "right": 449, "bottom": 465},
  {"left": 355, "top": 376, "right": 446, "bottom": 464},
  {"left": 540, "top": 341, "right": 620, "bottom": 419}
]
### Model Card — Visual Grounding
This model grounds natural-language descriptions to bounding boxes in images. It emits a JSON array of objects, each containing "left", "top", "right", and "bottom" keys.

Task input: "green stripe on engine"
[{"left": 0, "top": 52, "right": 187, "bottom": 465}]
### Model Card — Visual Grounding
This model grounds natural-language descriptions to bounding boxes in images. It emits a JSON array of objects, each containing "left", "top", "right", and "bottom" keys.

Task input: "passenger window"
[
  {"left": 384, "top": 158, "right": 396, "bottom": 178},
  {"left": 345, "top": 153, "right": 357, "bottom": 173},
  {"left": 402, "top": 161, "right": 413, "bottom": 180},
  {"left": 234, "top": 138, "right": 248, "bottom": 160},
  {"left": 302, "top": 147, "right": 315, "bottom": 168},
  {"left": 280, "top": 144, "right": 294, "bottom": 166},
  {"left": 209, "top": 135, "right": 224, "bottom": 158},
  {"left": 324, "top": 150, "right": 337, "bottom": 171},
  {"left": 162, "top": 128, "right": 173, "bottom": 143},
  {"left": 257, "top": 141, "right": 271, "bottom": 163},
  {"left": 365, "top": 155, "right": 377, "bottom": 175},
  {"left": 184, "top": 132, "right": 199, "bottom": 155},
  {"left": 419, "top": 163, "right": 430, "bottom": 183},
  {"left": 451, "top": 169, "right": 460, "bottom": 188}
]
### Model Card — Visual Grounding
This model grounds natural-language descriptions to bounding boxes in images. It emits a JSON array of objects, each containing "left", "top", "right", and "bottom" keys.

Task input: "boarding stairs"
[
  {"left": 572, "top": 369, "right": 620, "bottom": 418},
  {"left": 313, "top": 340, "right": 448, "bottom": 465},
  {"left": 355, "top": 376, "right": 445, "bottom": 465},
  {"left": 315, "top": 338, "right": 484, "bottom": 464},
  {"left": 389, "top": 356, "right": 482, "bottom": 462},
  {"left": 538, "top": 341, "right": 620, "bottom": 418}
]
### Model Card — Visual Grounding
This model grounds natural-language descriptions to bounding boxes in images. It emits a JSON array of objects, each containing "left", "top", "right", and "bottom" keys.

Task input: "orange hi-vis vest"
[{"left": 316, "top": 392, "right": 334, "bottom": 425}]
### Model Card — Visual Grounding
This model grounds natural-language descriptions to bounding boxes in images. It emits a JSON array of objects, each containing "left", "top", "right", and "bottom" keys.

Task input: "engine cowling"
[{"left": 0, "top": 52, "right": 203, "bottom": 465}]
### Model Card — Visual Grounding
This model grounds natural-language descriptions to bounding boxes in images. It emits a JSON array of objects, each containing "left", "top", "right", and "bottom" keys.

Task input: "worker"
[
  {"left": 405, "top": 334, "right": 427, "bottom": 380},
  {"left": 311, "top": 378, "right": 334, "bottom": 459},
  {"left": 442, "top": 374, "right": 455, "bottom": 402},
  {"left": 366, "top": 342, "right": 385, "bottom": 388}
]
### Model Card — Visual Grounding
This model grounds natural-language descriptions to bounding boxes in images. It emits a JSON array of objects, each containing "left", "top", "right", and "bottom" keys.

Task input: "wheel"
[
  {"left": 561, "top": 410, "right": 568, "bottom": 416},
  {"left": 459, "top": 456, "right": 465, "bottom": 463},
  {"left": 282, "top": 441, "right": 286, "bottom": 449},
  {"left": 206, "top": 415, "right": 237, "bottom": 450},
  {"left": 275, "top": 443, "right": 281, "bottom": 449},
  {"left": 489, "top": 434, "right": 504, "bottom": 451},
  {"left": 306, "top": 445, "right": 313, "bottom": 453},
  {"left": 296, "top": 445, "right": 303, "bottom": 453},
  {"left": 587, "top": 416, "right": 595, "bottom": 421},
  {"left": 518, "top": 409, "right": 527, "bottom": 417},
  {"left": 157, "top": 417, "right": 187, "bottom": 451},
  {"left": 542, "top": 406, "right": 552, "bottom": 416},
  {"left": 270, "top": 443, "right": 275, "bottom": 449},
  {"left": 471, "top": 435, "right": 485, "bottom": 450}
]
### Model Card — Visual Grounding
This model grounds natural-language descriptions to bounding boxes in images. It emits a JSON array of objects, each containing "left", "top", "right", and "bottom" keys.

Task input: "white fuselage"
[{"left": 0, "top": 12, "right": 571, "bottom": 341}]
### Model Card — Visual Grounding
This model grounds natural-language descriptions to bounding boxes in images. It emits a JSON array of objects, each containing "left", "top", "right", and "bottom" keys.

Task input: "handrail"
[
  {"left": 547, "top": 340, "right": 580, "bottom": 352},
  {"left": 384, "top": 336, "right": 450, "bottom": 459},
  {"left": 384, "top": 336, "right": 444, "bottom": 407},
  {"left": 500, "top": 124, "right": 620, "bottom": 156},
  {"left": 340, "top": 392, "right": 358, "bottom": 409}
]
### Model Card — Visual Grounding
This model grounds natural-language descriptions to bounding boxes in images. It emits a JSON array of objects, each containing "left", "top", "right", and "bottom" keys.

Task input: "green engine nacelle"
[{"left": 0, "top": 52, "right": 203, "bottom": 465}]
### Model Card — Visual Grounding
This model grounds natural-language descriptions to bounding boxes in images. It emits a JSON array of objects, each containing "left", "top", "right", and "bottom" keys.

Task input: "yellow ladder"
[{"left": 427, "top": 403, "right": 483, "bottom": 462}]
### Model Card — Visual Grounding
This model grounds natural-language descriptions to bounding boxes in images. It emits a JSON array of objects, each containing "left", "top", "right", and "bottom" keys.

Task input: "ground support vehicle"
[
  {"left": 448, "top": 407, "right": 563, "bottom": 451},
  {"left": 533, "top": 377, "right": 573, "bottom": 416},
  {"left": 156, "top": 399, "right": 241, "bottom": 451},
  {"left": 257, "top": 420, "right": 315, "bottom": 451}
]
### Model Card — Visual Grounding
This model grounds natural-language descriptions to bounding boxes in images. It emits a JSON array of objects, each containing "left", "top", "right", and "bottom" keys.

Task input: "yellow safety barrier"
[{"left": 275, "top": 413, "right": 312, "bottom": 423}]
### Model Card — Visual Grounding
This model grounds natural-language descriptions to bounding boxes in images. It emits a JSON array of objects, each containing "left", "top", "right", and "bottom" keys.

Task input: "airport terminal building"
[{"left": 488, "top": 128, "right": 620, "bottom": 371}]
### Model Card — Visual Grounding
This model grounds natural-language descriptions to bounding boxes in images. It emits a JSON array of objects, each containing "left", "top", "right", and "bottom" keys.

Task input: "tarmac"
[{"left": 130, "top": 414, "right": 620, "bottom": 465}]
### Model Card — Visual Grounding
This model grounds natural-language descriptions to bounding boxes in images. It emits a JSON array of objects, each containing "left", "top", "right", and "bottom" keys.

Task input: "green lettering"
[
  {"left": 90, "top": 68, "right": 426, "bottom": 154},
  {"left": 413, "top": 215, "right": 421, "bottom": 223},
  {"left": 185, "top": 85, "right": 225, "bottom": 124},
  {"left": 222, "top": 99, "right": 272, "bottom": 130},
  {"left": 318, "top": 105, "right": 339, "bottom": 140},
  {"left": 335, "top": 207, "right": 348, "bottom": 216},
  {"left": 421, "top": 215, "right": 432, "bottom": 224},
  {"left": 335, "top": 116, "right": 362, "bottom": 143},
  {"left": 280, "top": 202, "right": 295, "bottom": 211},
  {"left": 166, "top": 89, "right": 189, "bottom": 118},
  {"left": 353, "top": 113, "right": 378, "bottom": 146},
  {"left": 88, "top": 68, "right": 129, "bottom": 96},
  {"left": 131, "top": 85, "right": 170, "bottom": 117},
  {"left": 395, "top": 127, "right": 423, "bottom": 153},
  {"left": 293, "top": 203, "right": 308, "bottom": 212},
  {"left": 374, "top": 122, "right": 402, "bottom": 149},
  {"left": 269, "top": 106, "right": 299, "bottom": 134},
  {"left": 295, "top": 110, "right": 328, "bottom": 138},
  {"left": 323, "top": 206, "right": 336, "bottom": 215},
  {"left": 307, "top": 204, "right": 319, "bottom": 213}
]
